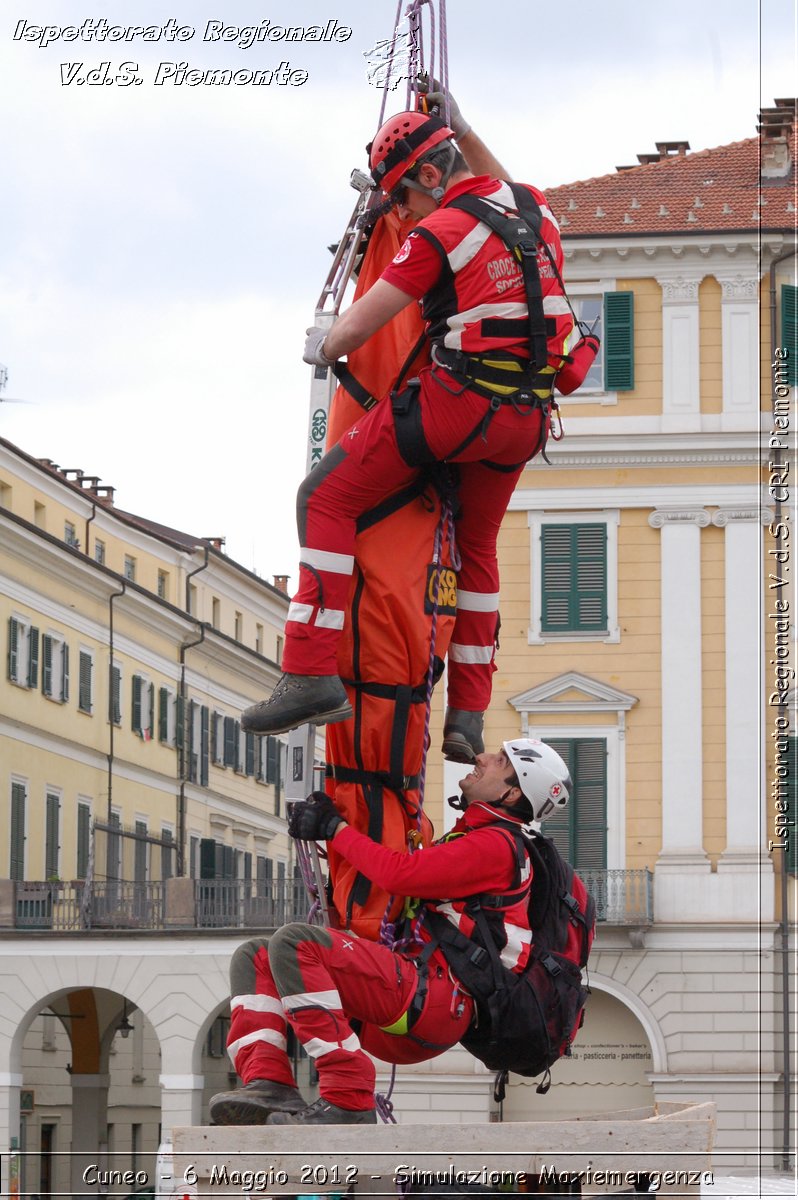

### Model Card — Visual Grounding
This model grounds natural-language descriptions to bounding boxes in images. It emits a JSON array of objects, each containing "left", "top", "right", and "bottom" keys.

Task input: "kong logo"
[{"left": 425, "top": 565, "right": 457, "bottom": 615}]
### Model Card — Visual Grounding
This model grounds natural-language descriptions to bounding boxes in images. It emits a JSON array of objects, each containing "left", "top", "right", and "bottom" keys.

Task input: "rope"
[{"left": 294, "top": 839, "right": 323, "bottom": 924}]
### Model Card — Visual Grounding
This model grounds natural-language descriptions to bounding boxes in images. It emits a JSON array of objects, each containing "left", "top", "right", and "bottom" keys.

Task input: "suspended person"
[
  {"left": 208, "top": 738, "right": 571, "bottom": 1126},
  {"left": 242, "top": 89, "right": 599, "bottom": 762}
]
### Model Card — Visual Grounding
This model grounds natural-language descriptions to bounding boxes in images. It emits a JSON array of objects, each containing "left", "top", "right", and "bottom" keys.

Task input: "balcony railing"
[
  {"left": 581, "top": 868, "right": 653, "bottom": 924},
  {"left": 8, "top": 870, "right": 653, "bottom": 932},
  {"left": 8, "top": 879, "right": 308, "bottom": 932}
]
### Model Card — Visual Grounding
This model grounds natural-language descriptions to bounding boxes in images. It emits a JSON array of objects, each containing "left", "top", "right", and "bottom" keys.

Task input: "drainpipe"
[
  {"left": 175, "top": 546, "right": 211, "bottom": 874},
  {"left": 84, "top": 500, "right": 97, "bottom": 559},
  {"left": 107, "top": 582, "right": 127, "bottom": 821},
  {"left": 769, "top": 244, "right": 796, "bottom": 1173},
  {"left": 185, "top": 544, "right": 210, "bottom": 613},
  {"left": 177, "top": 623, "right": 206, "bottom": 876}
]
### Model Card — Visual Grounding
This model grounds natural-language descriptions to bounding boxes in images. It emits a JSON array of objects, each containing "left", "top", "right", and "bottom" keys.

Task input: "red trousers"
[
  {"left": 226, "top": 925, "right": 473, "bottom": 1111},
  {"left": 283, "top": 365, "right": 543, "bottom": 711}
]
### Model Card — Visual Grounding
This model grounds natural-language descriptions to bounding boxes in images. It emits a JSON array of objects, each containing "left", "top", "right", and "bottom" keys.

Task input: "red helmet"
[{"left": 369, "top": 111, "right": 455, "bottom": 194}]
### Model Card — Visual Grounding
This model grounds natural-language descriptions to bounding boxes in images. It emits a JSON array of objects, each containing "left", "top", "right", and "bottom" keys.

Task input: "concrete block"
[
  {"left": 164, "top": 877, "right": 196, "bottom": 927},
  {"left": 0, "top": 880, "right": 15, "bottom": 927}
]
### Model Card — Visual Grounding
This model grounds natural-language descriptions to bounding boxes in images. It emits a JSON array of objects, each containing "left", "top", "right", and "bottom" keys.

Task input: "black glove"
[{"left": 288, "top": 791, "right": 346, "bottom": 842}]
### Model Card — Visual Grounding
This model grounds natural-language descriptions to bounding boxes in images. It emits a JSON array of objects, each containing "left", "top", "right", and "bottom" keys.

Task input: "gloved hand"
[
  {"left": 418, "top": 76, "right": 471, "bottom": 139},
  {"left": 303, "top": 327, "right": 336, "bottom": 367},
  {"left": 556, "top": 335, "right": 600, "bottom": 396},
  {"left": 287, "top": 791, "right": 346, "bottom": 842}
]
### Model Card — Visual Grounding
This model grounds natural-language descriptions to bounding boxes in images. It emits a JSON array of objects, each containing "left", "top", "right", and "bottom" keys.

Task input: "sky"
[{"left": 0, "top": 0, "right": 796, "bottom": 588}]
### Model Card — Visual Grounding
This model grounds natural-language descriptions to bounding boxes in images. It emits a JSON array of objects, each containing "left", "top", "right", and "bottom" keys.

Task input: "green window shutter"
[
  {"left": 256, "top": 855, "right": 272, "bottom": 897},
  {"left": 200, "top": 837, "right": 217, "bottom": 880},
  {"left": 27, "top": 627, "right": 39, "bottom": 689},
  {"left": 42, "top": 635, "right": 53, "bottom": 697},
  {"left": 175, "top": 694, "right": 185, "bottom": 750},
  {"left": 187, "top": 700, "right": 197, "bottom": 782},
  {"left": 110, "top": 665, "right": 121, "bottom": 725},
  {"left": 147, "top": 683, "right": 155, "bottom": 740},
  {"left": 541, "top": 524, "right": 607, "bottom": 633},
  {"left": 211, "top": 712, "right": 221, "bottom": 763},
  {"left": 234, "top": 721, "right": 242, "bottom": 773},
  {"left": 541, "top": 738, "right": 607, "bottom": 871},
  {"left": 106, "top": 811, "right": 121, "bottom": 880},
  {"left": 266, "top": 737, "right": 278, "bottom": 785},
  {"left": 222, "top": 844, "right": 235, "bottom": 880},
  {"left": 161, "top": 828, "right": 174, "bottom": 881},
  {"left": 784, "top": 736, "right": 797, "bottom": 875},
  {"left": 7, "top": 617, "right": 19, "bottom": 681},
  {"left": 45, "top": 794, "right": 60, "bottom": 879},
  {"left": 131, "top": 675, "right": 143, "bottom": 735},
  {"left": 77, "top": 803, "right": 91, "bottom": 879},
  {"left": 223, "top": 716, "right": 236, "bottom": 767},
  {"left": 158, "top": 687, "right": 169, "bottom": 741},
  {"left": 134, "top": 820, "right": 148, "bottom": 883},
  {"left": 781, "top": 285, "right": 798, "bottom": 387},
  {"left": 78, "top": 652, "right": 92, "bottom": 713},
  {"left": 603, "top": 291, "right": 634, "bottom": 391},
  {"left": 245, "top": 732, "right": 255, "bottom": 777},
  {"left": 62, "top": 642, "right": 69, "bottom": 702},
  {"left": 200, "top": 706, "right": 210, "bottom": 787},
  {"left": 244, "top": 852, "right": 253, "bottom": 883},
  {"left": 10, "top": 782, "right": 26, "bottom": 881}
]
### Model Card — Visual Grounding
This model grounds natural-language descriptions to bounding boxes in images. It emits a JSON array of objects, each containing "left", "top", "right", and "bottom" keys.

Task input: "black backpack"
[{"left": 424, "top": 822, "right": 596, "bottom": 1099}]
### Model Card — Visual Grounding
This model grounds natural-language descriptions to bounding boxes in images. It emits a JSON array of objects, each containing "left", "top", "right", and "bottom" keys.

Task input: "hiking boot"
[
  {"left": 208, "top": 1080, "right": 307, "bottom": 1126},
  {"left": 442, "top": 708, "right": 485, "bottom": 763},
  {"left": 241, "top": 674, "right": 352, "bottom": 736},
  {"left": 267, "top": 1096, "right": 377, "bottom": 1126}
]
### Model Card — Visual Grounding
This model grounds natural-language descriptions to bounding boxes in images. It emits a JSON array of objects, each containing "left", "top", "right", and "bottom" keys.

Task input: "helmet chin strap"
[{"left": 400, "top": 141, "right": 458, "bottom": 206}]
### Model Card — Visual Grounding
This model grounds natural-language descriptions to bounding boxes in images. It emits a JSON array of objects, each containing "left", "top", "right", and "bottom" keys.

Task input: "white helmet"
[{"left": 503, "top": 739, "right": 571, "bottom": 821}]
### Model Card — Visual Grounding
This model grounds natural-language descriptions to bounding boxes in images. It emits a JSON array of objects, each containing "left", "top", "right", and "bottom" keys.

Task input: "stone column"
[
  {"left": 70, "top": 1072, "right": 110, "bottom": 1198},
  {"left": 713, "top": 508, "right": 775, "bottom": 919},
  {"left": 657, "top": 275, "right": 704, "bottom": 432},
  {"left": 649, "top": 509, "right": 711, "bottom": 920},
  {"left": 159, "top": 1073, "right": 204, "bottom": 1141},
  {"left": 715, "top": 274, "right": 760, "bottom": 428}
]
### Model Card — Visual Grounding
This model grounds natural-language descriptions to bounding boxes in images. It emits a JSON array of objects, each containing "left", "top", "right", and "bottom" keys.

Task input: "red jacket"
[
  {"left": 382, "top": 175, "right": 571, "bottom": 367},
  {"left": 333, "top": 802, "right": 533, "bottom": 973}
]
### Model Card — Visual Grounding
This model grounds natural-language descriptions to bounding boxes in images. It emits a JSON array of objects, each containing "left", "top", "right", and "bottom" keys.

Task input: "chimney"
[
  {"left": 272, "top": 575, "right": 289, "bottom": 594},
  {"left": 205, "top": 537, "right": 226, "bottom": 552},
  {"left": 655, "top": 140, "right": 690, "bottom": 157},
  {"left": 759, "top": 98, "right": 795, "bottom": 179}
]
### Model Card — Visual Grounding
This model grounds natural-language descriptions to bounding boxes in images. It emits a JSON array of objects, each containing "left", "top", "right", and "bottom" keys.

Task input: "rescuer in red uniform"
[
  {"left": 243, "top": 99, "right": 597, "bottom": 762},
  {"left": 208, "top": 738, "right": 571, "bottom": 1126}
]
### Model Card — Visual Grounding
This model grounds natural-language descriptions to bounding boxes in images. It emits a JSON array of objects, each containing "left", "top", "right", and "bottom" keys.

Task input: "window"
[
  {"left": 223, "top": 716, "right": 237, "bottom": 769},
  {"left": 276, "top": 635, "right": 284, "bottom": 665},
  {"left": 187, "top": 584, "right": 197, "bottom": 615},
  {"left": 7, "top": 617, "right": 39, "bottom": 688},
  {"left": 45, "top": 792, "right": 61, "bottom": 879},
  {"left": 94, "top": 538, "right": 106, "bottom": 565},
  {"left": 781, "top": 284, "right": 797, "bottom": 386},
  {"left": 77, "top": 800, "right": 91, "bottom": 879},
  {"left": 256, "top": 855, "right": 273, "bottom": 897},
  {"left": 78, "top": 650, "right": 93, "bottom": 714},
  {"left": 42, "top": 634, "right": 69, "bottom": 702},
  {"left": 541, "top": 523, "right": 607, "bottom": 634},
  {"left": 131, "top": 674, "right": 155, "bottom": 740},
  {"left": 234, "top": 612, "right": 243, "bottom": 642},
  {"left": 10, "top": 780, "right": 27, "bottom": 881},
  {"left": 255, "top": 624, "right": 264, "bottom": 654},
  {"left": 540, "top": 738, "right": 608, "bottom": 871},
  {"left": 158, "top": 686, "right": 177, "bottom": 745},
  {"left": 157, "top": 571, "right": 169, "bottom": 601},
  {"left": 34, "top": 501, "right": 46, "bottom": 529},
  {"left": 211, "top": 711, "right": 225, "bottom": 765},
  {"left": 124, "top": 555, "right": 136, "bottom": 581},
  {"left": 186, "top": 703, "right": 210, "bottom": 785},
  {"left": 0, "top": 479, "right": 11, "bottom": 509},
  {"left": 211, "top": 597, "right": 221, "bottom": 629},
  {"left": 567, "top": 295, "right": 604, "bottom": 390},
  {"left": 107, "top": 811, "right": 122, "bottom": 881},
  {"left": 64, "top": 520, "right": 80, "bottom": 548}
]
